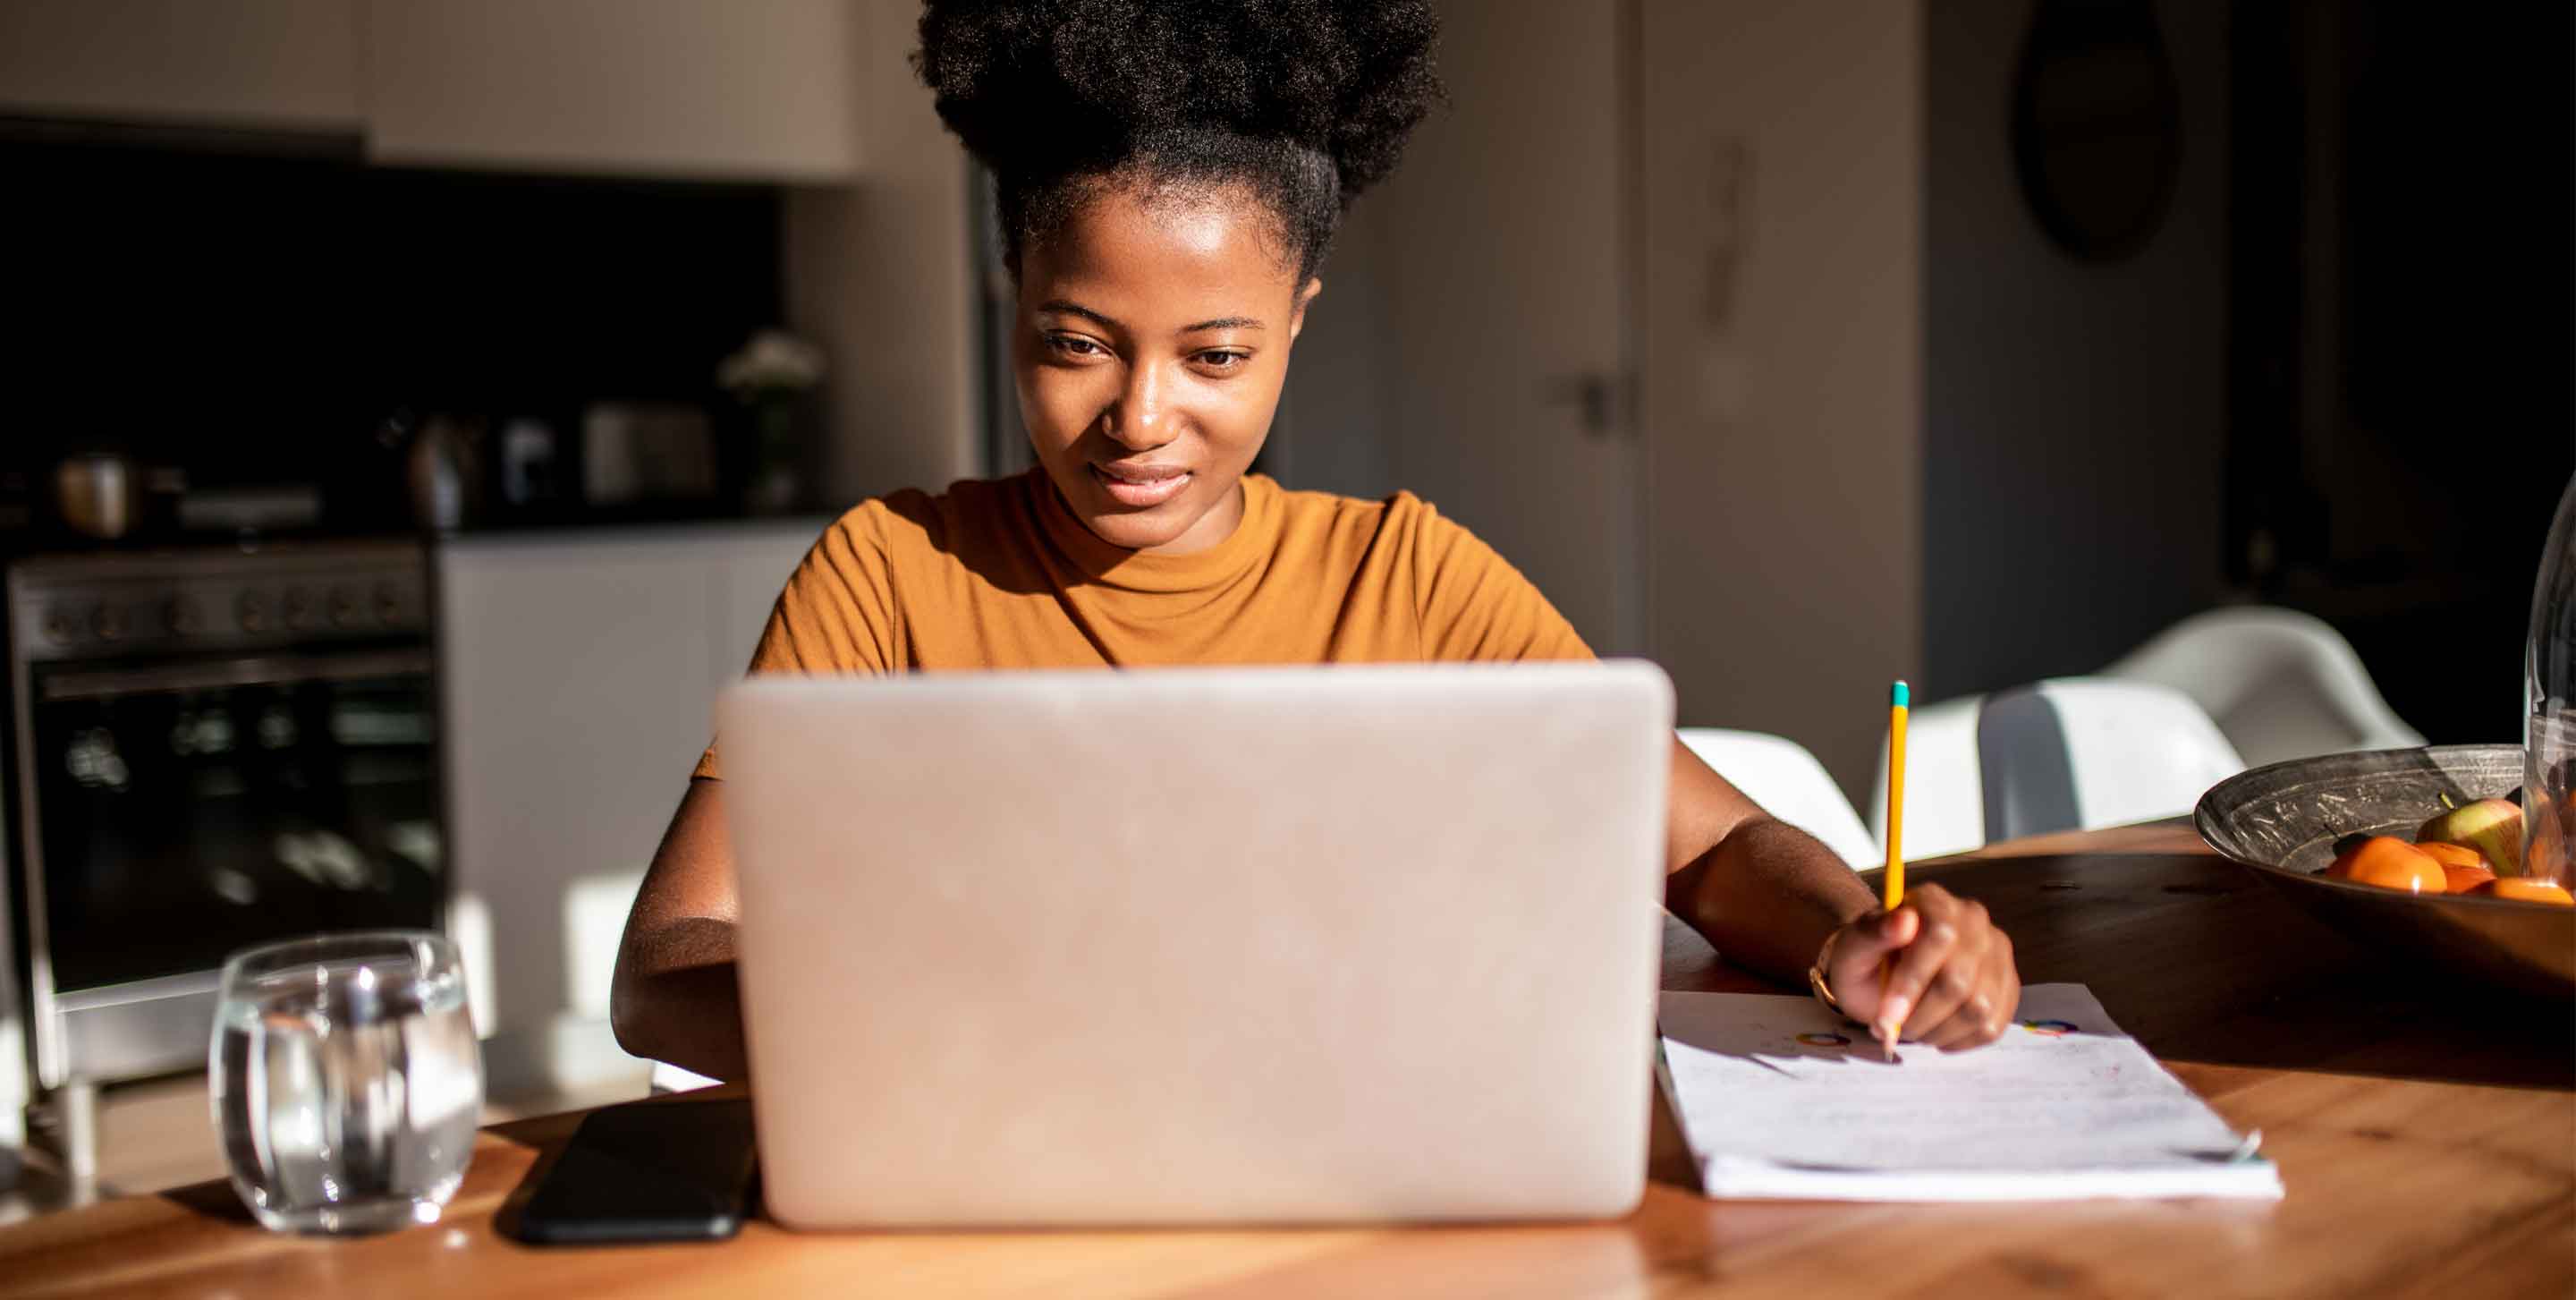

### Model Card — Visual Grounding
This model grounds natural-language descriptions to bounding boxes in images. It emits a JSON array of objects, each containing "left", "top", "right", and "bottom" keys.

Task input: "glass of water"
[
  {"left": 210, "top": 930, "right": 482, "bottom": 1234},
  {"left": 2529, "top": 472, "right": 2576, "bottom": 888}
]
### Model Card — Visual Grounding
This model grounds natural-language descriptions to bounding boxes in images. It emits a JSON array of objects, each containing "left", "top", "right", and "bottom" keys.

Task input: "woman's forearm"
[
  {"left": 1665, "top": 815, "right": 1878, "bottom": 984},
  {"left": 610, "top": 919, "right": 751, "bottom": 1083},
  {"left": 610, "top": 779, "right": 753, "bottom": 1082}
]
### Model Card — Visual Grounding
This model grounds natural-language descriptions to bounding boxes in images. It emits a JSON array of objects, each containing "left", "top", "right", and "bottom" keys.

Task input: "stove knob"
[
  {"left": 328, "top": 588, "right": 360, "bottom": 629},
  {"left": 165, "top": 596, "right": 204, "bottom": 636},
  {"left": 237, "top": 592, "right": 268, "bottom": 633},
  {"left": 282, "top": 588, "right": 314, "bottom": 632},
  {"left": 42, "top": 608, "right": 75, "bottom": 644},
  {"left": 89, "top": 604, "right": 127, "bottom": 642}
]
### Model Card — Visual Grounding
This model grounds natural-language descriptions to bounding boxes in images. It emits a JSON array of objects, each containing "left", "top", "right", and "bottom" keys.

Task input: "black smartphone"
[{"left": 511, "top": 1096, "right": 757, "bottom": 1245}]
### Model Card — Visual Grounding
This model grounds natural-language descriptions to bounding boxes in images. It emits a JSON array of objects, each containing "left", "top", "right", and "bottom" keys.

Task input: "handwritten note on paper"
[{"left": 1657, "top": 982, "right": 2284, "bottom": 1202}]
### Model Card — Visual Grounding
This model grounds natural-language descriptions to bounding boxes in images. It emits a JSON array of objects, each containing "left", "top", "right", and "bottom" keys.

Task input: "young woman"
[{"left": 612, "top": 0, "right": 2019, "bottom": 1083}]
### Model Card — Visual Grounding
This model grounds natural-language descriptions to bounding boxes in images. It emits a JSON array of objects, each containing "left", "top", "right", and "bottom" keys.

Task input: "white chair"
[
  {"left": 0, "top": 1002, "right": 22, "bottom": 1191},
  {"left": 1868, "top": 692, "right": 1988, "bottom": 862},
  {"left": 2101, "top": 606, "right": 2423, "bottom": 768},
  {"left": 1976, "top": 678, "right": 2247, "bottom": 841},
  {"left": 651, "top": 1059, "right": 722, "bottom": 1094},
  {"left": 1870, "top": 679, "right": 2249, "bottom": 854},
  {"left": 1677, "top": 728, "right": 1877, "bottom": 869}
]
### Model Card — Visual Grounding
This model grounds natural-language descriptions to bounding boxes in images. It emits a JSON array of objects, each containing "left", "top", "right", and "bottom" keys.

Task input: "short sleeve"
[
  {"left": 1408, "top": 500, "right": 1595, "bottom": 662},
  {"left": 691, "top": 507, "right": 903, "bottom": 779}
]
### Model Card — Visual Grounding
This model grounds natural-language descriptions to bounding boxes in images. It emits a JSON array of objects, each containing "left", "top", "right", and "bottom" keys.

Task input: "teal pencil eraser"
[{"left": 1891, "top": 681, "right": 1911, "bottom": 709}]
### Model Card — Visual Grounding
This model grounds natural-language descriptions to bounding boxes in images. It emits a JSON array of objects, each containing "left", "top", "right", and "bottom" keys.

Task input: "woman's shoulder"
[
  {"left": 818, "top": 473, "right": 1036, "bottom": 556},
  {"left": 1264, "top": 478, "right": 1447, "bottom": 539},
  {"left": 1263, "top": 479, "right": 1486, "bottom": 564}
]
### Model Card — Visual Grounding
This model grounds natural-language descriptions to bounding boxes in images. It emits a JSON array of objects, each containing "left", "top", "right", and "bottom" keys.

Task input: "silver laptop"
[{"left": 718, "top": 661, "right": 1673, "bottom": 1228}]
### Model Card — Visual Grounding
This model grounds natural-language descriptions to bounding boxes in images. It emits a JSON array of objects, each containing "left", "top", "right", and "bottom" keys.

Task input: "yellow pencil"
[
  {"left": 1879, "top": 680, "right": 1910, "bottom": 1058},
  {"left": 1885, "top": 680, "right": 1909, "bottom": 910}
]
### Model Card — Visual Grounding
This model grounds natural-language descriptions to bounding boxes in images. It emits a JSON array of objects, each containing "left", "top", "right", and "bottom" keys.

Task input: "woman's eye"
[
  {"left": 1046, "top": 335, "right": 1106, "bottom": 359},
  {"left": 1195, "top": 350, "right": 1250, "bottom": 371}
]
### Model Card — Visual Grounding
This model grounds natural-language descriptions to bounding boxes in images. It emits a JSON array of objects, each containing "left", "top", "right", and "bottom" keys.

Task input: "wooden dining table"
[{"left": 4, "top": 822, "right": 2570, "bottom": 1298}]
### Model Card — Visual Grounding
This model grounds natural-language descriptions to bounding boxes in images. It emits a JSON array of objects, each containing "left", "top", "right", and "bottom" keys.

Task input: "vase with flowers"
[{"left": 718, "top": 329, "right": 825, "bottom": 514}]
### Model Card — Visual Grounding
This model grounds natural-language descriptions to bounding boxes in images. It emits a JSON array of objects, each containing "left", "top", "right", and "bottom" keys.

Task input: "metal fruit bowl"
[{"left": 2195, "top": 745, "right": 2574, "bottom": 999}]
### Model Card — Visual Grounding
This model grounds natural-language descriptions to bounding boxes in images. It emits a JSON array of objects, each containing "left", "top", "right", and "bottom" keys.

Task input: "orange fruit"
[
  {"left": 2441, "top": 862, "right": 2497, "bottom": 894},
  {"left": 2419, "top": 841, "right": 2495, "bottom": 893},
  {"left": 2324, "top": 837, "right": 2445, "bottom": 893},
  {"left": 2465, "top": 878, "right": 2576, "bottom": 906},
  {"left": 2413, "top": 841, "right": 2485, "bottom": 871}
]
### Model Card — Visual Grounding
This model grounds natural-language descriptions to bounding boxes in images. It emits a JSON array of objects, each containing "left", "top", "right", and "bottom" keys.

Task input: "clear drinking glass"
[
  {"left": 2526, "top": 472, "right": 2576, "bottom": 888},
  {"left": 210, "top": 930, "right": 482, "bottom": 1234}
]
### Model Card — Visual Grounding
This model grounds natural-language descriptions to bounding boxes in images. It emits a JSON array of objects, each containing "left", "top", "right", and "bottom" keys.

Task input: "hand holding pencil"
[{"left": 1813, "top": 680, "right": 2025, "bottom": 1054}]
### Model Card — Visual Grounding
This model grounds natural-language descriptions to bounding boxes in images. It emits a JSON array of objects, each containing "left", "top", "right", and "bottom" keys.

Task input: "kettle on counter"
[
  {"left": 395, "top": 411, "right": 487, "bottom": 532},
  {"left": 53, "top": 452, "right": 138, "bottom": 540}
]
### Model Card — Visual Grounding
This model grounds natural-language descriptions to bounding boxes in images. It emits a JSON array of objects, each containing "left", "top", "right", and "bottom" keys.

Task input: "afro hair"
[{"left": 913, "top": 0, "right": 1442, "bottom": 281}]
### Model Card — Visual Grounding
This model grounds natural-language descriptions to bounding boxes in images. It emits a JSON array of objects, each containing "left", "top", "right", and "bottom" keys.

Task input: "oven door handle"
[{"left": 37, "top": 649, "right": 436, "bottom": 701}]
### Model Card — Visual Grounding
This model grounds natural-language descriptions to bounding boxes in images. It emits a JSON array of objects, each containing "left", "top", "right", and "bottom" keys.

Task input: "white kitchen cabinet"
[
  {"left": 2, "top": 0, "right": 870, "bottom": 182},
  {"left": 0, "top": 0, "right": 361, "bottom": 131},
  {"left": 362, "top": 0, "right": 858, "bottom": 181},
  {"left": 436, "top": 521, "right": 817, "bottom": 1083}
]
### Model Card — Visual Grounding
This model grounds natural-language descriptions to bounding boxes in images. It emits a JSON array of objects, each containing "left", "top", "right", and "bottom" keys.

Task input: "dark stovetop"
[{"left": 0, "top": 498, "right": 824, "bottom": 565}]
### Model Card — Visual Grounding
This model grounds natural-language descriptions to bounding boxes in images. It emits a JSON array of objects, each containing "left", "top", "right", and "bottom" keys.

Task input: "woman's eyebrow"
[
  {"left": 1038, "top": 298, "right": 1122, "bottom": 330},
  {"left": 1037, "top": 300, "right": 1265, "bottom": 334}
]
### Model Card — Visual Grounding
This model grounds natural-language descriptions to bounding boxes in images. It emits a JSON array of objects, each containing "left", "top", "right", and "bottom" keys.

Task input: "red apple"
[{"left": 2417, "top": 798, "right": 2526, "bottom": 877}]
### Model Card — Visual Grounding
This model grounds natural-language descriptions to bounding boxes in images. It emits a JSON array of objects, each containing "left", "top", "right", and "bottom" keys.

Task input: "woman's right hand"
[{"left": 1818, "top": 882, "right": 2021, "bottom": 1052}]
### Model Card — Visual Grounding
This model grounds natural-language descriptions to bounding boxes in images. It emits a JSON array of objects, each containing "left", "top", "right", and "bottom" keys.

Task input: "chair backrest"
[
  {"left": 1676, "top": 728, "right": 1877, "bottom": 869},
  {"left": 2101, "top": 606, "right": 2423, "bottom": 768},
  {"left": 1976, "top": 678, "right": 2247, "bottom": 842},
  {"left": 1869, "top": 693, "right": 1987, "bottom": 862},
  {"left": 650, "top": 1058, "right": 723, "bottom": 1094}
]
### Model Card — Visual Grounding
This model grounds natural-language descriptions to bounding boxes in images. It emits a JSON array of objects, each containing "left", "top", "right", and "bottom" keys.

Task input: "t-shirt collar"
[{"left": 1030, "top": 468, "right": 1280, "bottom": 594}]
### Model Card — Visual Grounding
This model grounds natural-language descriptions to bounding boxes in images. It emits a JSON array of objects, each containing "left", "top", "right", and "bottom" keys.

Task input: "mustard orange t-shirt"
[{"left": 693, "top": 470, "right": 1591, "bottom": 779}]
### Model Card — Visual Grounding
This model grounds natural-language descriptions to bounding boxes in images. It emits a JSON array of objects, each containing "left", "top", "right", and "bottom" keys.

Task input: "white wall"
[
  {"left": 1639, "top": 0, "right": 1927, "bottom": 799},
  {"left": 785, "top": 0, "right": 979, "bottom": 505},
  {"left": 1920, "top": 0, "right": 2232, "bottom": 703},
  {"left": 1273, "top": 202, "right": 1398, "bottom": 499}
]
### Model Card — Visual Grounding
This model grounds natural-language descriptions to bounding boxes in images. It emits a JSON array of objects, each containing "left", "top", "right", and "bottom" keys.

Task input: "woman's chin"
[
  {"left": 1079, "top": 509, "right": 1189, "bottom": 553},
  {"left": 1046, "top": 463, "right": 1241, "bottom": 555}
]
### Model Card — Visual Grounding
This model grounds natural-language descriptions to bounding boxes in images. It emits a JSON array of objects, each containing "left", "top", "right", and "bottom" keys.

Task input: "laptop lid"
[{"left": 721, "top": 661, "right": 1672, "bottom": 1227}]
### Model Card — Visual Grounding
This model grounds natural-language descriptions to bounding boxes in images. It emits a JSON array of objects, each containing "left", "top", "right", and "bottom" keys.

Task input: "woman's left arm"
[{"left": 1662, "top": 738, "right": 2021, "bottom": 1050}]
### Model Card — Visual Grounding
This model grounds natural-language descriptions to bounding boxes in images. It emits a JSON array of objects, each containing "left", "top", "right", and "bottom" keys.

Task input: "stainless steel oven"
[{"left": 5, "top": 540, "right": 442, "bottom": 1182}]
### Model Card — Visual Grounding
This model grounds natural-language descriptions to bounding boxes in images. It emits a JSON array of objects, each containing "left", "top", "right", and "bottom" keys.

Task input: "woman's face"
[{"left": 1014, "top": 183, "right": 1319, "bottom": 555}]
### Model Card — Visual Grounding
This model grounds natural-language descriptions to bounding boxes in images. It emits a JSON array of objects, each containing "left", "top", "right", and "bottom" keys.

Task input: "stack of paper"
[{"left": 1657, "top": 982, "right": 2283, "bottom": 1201}]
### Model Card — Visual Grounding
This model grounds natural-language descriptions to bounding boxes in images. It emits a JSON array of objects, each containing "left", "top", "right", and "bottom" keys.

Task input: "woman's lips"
[{"left": 1089, "top": 462, "right": 1191, "bottom": 508}]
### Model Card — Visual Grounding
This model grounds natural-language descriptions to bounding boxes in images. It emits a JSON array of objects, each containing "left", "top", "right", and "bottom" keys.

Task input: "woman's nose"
[{"left": 1103, "top": 362, "right": 1174, "bottom": 450}]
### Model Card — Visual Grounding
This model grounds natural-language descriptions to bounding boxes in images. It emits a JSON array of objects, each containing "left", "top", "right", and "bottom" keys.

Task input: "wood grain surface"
[{"left": 4, "top": 823, "right": 2569, "bottom": 1298}]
